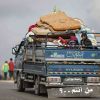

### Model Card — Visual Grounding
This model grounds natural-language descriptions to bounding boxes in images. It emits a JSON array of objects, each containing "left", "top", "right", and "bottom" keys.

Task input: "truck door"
[{"left": 14, "top": 41, "right": 25, "bottom": 70}]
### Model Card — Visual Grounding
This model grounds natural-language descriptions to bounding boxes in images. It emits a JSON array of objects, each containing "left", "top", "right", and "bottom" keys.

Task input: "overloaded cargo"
[
  {"left": 26, "top": 11, "right": 98, "bottom": 47},
  {"left": 30, "top": 11, "right": 82, "bottom": 35},
  {"left": 39, "top": 12, "right": 81, "bottom": 31}
]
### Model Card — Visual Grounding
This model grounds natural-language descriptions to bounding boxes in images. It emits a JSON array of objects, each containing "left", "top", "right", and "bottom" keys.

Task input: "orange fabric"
[{"left": 40, "top": 12, "right": 81, "bottom": 31}]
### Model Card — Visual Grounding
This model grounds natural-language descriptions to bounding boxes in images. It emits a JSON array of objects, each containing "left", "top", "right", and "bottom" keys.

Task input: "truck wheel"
[
  {"left": 17, "top": 73, "right": 25, "bottom": 92},
  {"left": 34, "top": 77, "right": 40, "bottom": 95},
  {"left": 40, "top": 85, "right": 47, "bottom": 95}
]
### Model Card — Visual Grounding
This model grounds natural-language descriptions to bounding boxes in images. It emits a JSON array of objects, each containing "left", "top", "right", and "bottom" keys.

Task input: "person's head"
[
  {"left": 5, "top": 61, "right": 8, "bottom": 63},
  {"left": 10, "top": 58, "right": 13, "bottom": 61},
  {"left": 81, "top": 31, "right": 88, "bottom": 40}
]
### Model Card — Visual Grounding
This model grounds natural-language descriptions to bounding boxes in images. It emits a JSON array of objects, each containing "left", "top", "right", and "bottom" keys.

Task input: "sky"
[{"left": 0, "top": 0, "right": 100, "bottom": 67}]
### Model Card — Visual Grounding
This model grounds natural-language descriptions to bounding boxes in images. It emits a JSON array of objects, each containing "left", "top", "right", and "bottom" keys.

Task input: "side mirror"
[
  {"left": 12, "top": 45, "right": 19, "bottom": 55},
  {"left": 12, "top": 48, "right": 16, "bottom": 55}
]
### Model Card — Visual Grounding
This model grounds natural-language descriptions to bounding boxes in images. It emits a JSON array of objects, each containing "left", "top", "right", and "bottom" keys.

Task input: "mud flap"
[{"left": 47, "top": 85, "right": 100, "bottom": 98}]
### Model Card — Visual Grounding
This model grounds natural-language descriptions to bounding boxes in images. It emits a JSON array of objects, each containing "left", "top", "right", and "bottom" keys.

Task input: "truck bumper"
[{"left": 47, "top": 84, "right": 100, "bottom": 98}]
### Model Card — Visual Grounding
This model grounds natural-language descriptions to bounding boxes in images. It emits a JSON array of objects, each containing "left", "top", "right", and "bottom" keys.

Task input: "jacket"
[
  {"left": 9, "top": 61, "right": 14, "bottom": 71},
  {"left": 81, "top": 38, "right": 92, "bottom": 47},
  {"left": 2, "top": 63, "right": 9, "bottom": 73}
]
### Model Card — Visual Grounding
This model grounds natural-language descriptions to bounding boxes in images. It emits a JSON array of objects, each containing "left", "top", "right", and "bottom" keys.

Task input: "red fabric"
[
  {"left": 28, "top": 24, "right": 37, "bottom": 32},
  {"left": 70, "top": 36, "right": 77, "bottom": 41},
  {"left": 58, "top": 37, "right": 67, "bottom": 44},
  {"left": 9, "top": 61, "right": 14, "bottom": 71}
]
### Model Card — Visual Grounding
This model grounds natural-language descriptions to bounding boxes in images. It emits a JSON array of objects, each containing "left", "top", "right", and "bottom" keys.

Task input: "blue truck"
[{"left": 12, "top": 31, "right": 100, "bottom": 97}]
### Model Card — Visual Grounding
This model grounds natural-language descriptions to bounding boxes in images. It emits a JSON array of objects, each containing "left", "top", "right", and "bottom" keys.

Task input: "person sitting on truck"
[
  {"left": 68, "top": 35, "right": 79, "bottom": 49},
  {"left": 80, "top": 31, "right": 92, "bottom": 49}
]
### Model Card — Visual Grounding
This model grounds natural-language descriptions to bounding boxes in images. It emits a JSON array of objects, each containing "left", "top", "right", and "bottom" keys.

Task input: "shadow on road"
[{"left": 11, "top": 88, "right": 48, "bottom": 98}]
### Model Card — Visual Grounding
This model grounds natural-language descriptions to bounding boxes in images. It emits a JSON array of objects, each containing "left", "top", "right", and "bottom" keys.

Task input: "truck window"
[{"left": 16, "top": 40, "right": 25, "bottom": 55}]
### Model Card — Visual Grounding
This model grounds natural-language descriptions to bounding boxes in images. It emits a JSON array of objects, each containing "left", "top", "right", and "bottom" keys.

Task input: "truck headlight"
[
  {"left": 47, "top": 77, "right": 61, "bottom": 83},
  {"left": 87, "top": 77, "right": 100, "bottom": 83}
]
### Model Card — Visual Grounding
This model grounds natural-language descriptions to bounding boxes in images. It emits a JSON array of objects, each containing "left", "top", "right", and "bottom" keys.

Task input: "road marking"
[{"left": 0, "top": 80, "right": 14, "bottom": 83}]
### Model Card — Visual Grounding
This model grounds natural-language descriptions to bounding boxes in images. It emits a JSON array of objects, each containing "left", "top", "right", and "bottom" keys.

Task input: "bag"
[{"left": 32, "top": 27, "right": 51, "bottom": 35}]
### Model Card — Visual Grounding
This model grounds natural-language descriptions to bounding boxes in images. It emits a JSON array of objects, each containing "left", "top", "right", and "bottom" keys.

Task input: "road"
[{"left": 0, "top": 81, "right": 100, "bottom": 100}]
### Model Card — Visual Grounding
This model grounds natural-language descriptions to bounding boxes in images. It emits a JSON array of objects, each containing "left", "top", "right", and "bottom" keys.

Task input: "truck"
[{"left": 12, "top": 30, "right": 100, "bottom": 97}]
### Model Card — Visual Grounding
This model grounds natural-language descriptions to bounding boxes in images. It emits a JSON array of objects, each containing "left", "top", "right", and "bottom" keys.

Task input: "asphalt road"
[{"left": 0, "top": 81, "right": 100, "bottom": 100}]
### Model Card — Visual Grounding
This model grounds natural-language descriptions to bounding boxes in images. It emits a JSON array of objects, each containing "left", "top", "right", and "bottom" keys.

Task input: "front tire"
[{"left": 17, "top": 73, "right": 25, "bottom": 92}]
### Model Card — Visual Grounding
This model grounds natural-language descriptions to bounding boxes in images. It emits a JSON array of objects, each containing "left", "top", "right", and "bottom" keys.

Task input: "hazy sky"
[{"left": 0, "top": 0, "right": 100, "bottom": 67}]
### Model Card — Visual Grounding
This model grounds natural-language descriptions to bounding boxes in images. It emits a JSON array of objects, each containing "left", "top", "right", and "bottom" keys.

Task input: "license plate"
[
  {"left": 59, "top": 87, "right": 93, "bottom": 95},
  {"left": 47, "top": 86, "right": 99, "bottom": 97},
  {"left": 64, "top": 77, "right": 82, "bottom": 82}
]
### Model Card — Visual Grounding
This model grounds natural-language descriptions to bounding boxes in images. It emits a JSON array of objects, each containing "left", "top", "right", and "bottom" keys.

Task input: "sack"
[
  {"left": 37, "top": 21, "right": 64, "bottom": 33},
  {"left": 40, "top": 12, "right": 81, "bottom": 31}
]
